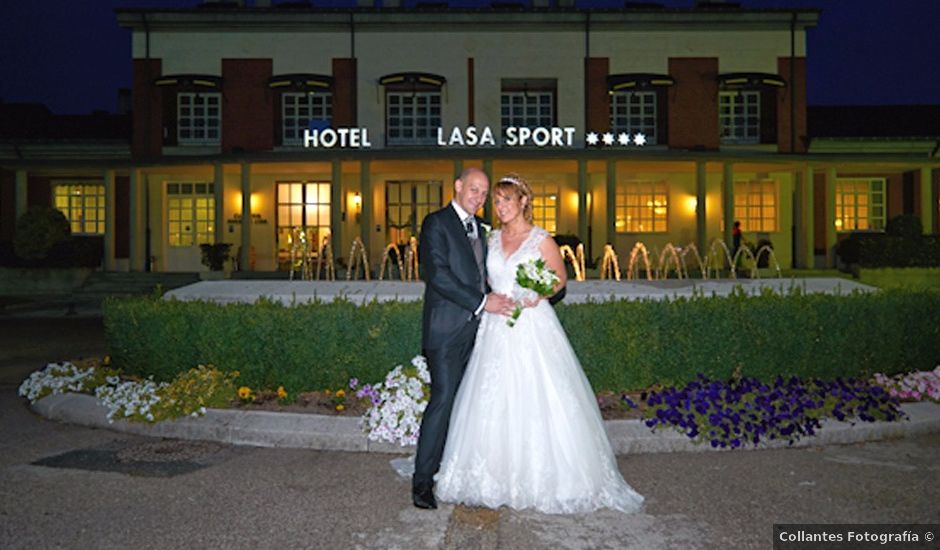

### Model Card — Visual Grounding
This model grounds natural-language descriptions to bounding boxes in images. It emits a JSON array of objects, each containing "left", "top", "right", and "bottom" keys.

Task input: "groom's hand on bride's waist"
[{"left": 483, "top": 293, "right": 514, "bottom": 316}]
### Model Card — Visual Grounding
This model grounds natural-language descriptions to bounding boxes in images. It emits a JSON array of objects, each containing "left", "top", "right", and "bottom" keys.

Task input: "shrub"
[
  {"left": 836, "top": 215, "right": 940, "bottom": 268},
  {"left": 14, "top": 206, "right": 70, "bottom": 261},
  {"left": 200, "top": 243, "right": 232, "bottom": 271},
  {"left": 104, "top": 288, "right": 940, "bottom": 392}
]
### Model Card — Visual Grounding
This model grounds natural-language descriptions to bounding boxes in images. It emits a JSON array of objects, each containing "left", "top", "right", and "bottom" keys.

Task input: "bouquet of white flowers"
[
  {"left": 359, "top": 356, "right": 431, "bottom": 446},
  {"left": 508, "top": 258, "right": 560, "bottom": 327}
]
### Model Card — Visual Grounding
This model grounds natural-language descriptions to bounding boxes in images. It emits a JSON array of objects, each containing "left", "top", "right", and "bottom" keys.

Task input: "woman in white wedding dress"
[{"left": 435, "top": 174, "right": 644, "bottom": 515}]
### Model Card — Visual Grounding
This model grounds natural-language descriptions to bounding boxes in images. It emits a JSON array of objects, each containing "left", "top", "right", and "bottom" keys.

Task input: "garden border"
[{"left": 30, "top": 392, "right": 940, "bottom": 455}]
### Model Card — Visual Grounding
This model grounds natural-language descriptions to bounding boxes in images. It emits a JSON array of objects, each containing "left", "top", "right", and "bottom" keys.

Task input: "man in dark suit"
[{"left": 412, "top": 167, "right": 513, "bottom": 509}]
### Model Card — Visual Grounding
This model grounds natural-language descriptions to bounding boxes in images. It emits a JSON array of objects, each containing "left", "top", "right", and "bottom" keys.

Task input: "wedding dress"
[{"left": 434, "top": 226, "right": 644, "bottom": 514}]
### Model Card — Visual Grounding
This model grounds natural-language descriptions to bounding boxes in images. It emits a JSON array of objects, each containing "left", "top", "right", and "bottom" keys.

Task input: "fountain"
[
  {"left": 346, "top": 237, "right": 371, "bottom": 281},
  {"left": 705, "top": 239, "right": 735, "bottom": 279},
  {"left": 657, "top": 243, "right": 685, "bottom": 279},
  {"left": 625, "top": 242, "right": 652, "bottom": 281},
  {"left": 315, "top": 235, "right": 335, "bottom": 281},
  {"left": 378, "top": 242, "right": 405, "bottom": 281},
  {"left": 731, "top": 244, "right": 783, "bottom": 279},
  {"left": 404, "top": 237, "right": 420, "bottom": 281},
  {"left": 680, "top": 243, "right": 707, "bottom": 280},
  {"left": 288, "top": 227, "right": 309, "bottom": 281},
  {"left": 558, "top": 244, "right": 585, "bottom": 281},
  {"left": 600, "top": 244, "right": 622, "bottom": 281}
]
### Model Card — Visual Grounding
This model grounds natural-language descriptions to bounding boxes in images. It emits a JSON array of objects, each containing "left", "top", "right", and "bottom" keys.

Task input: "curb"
[{"left": 30, "top": 393, "right": 940, "bottom": 455}]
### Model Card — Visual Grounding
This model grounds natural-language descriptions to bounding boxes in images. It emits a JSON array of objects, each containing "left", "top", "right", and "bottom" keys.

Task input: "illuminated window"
[
  {"left": 386, "top": 92, "right": 441, "bottom": 146},
  {"left": 167, "top": 183, "right": 214, "bottom": 247},
  {"left": 53, "top": 183, "right": 105, "bottom": 235},
  {"left": 178, "top": 92, "right": 221, "bottom": 145},
  {"left": 719, "top": 91, "right": 760, "bottom": 144},
  {"left": 529, "top": 181, "right": 558, "bottom": 235},
  {"left": 282, "top": 92, "right": 331, "bottom": 146},
  {"left": 276, "top": 182, "right": 331, "bottom": 267},
  {"left": 386, "top": 181, "right": 442, "bottom": 245},
  {"left": 615, "top": 181, "right": 668, "bottom": 233},
  {"left": 733, "top": 179, "right": 777, "bottom": 232},
  {"left": 610, "top": 91, "right": 657, "bottom": 144},
  {"left": 835, "top": 178, "right": 885, "bottom": 232}
]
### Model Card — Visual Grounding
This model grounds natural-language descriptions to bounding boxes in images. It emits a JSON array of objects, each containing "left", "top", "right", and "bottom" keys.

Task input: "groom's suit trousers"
[{"left": 414, "top": 331, "right": 477, "bottom": 484}]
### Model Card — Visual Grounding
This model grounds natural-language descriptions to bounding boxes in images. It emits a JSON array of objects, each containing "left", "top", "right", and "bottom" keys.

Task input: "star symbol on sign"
[
  {"left": 618, "top": 132, "right": 631, "bottom": 146},
  {"left": 633, "top": 132, "right": 647, "bottom": 146},
  {"left": 586, "top": 132, "right": 599, "bottom": 146},
  {"left": 602, "top": 132, "right": 615, "bottom": 146}
]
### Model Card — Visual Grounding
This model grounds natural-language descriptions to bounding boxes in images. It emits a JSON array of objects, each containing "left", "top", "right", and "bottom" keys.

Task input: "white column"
[
  {"left": 331, "top": 159, "right": 343, "bottom": 255},
  {"left": 825, "top": 167, "right": 837, "bottom": 267},
  {"left": 129, "top": 169, "right": 144, "bottom": 271},
  {"left": 15, "top": 170, "right": 28, "bottom": 220},
  {"left": 695, "top": 161, "right": 707, "bottom": 254},
  {"left": 240, "top": 163, "right": 252, "bottom": 271},
  {"left": 921, "top": 167, "right": 934, "bottom": 235},
  {"left": 214, "top": 163, "right": 225, "bottom": 244},
  {"left": 104, "top": 169, "right": 116, "bottom": 271},
  {"left": 722, "top": 162, "right": 734, "bottom": 247}
]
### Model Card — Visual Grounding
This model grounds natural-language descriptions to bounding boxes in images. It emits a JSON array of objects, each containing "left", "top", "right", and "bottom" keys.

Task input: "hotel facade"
[{"left": 1, "top": 1, "right": 938, "bottom": 274}]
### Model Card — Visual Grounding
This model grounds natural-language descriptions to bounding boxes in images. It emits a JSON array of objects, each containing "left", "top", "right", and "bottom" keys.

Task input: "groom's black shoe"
[{"left": 412, "top": 481, "right": 437, "bottom": 509}]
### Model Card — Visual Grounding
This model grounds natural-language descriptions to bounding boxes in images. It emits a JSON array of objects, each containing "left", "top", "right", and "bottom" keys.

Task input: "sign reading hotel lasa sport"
[{"left": 303, "top": 122, "right": 647, "bottom": 148}]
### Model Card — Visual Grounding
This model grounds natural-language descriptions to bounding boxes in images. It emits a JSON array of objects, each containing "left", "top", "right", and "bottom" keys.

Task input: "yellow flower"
[
  {"left": 277, "top": 386, "right": 288, "bottom": 399},
  {"left": 238, "top": 386, "right": 252, "bottom": 400},
  {"left": 102, "top": 355, "right": 112, "bottom": 366},
  {"left": 335, "top": 389, "right": 346, "bottom": 398},
  {"left": 335, "top": 404, "right": 345, "bottom": 412},
  {"left": 325, "top": 389, "right": 332, "bottom": 396}
]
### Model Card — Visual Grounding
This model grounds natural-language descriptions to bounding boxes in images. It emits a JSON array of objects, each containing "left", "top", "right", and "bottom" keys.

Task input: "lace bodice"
[{"left": 486, "top": 226, "right": 551, "bottom": 298}]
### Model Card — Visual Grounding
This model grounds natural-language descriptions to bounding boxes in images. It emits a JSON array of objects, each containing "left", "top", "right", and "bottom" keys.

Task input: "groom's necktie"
[{"left": 465, "top": 218, "right": 485, "bottom": 293}]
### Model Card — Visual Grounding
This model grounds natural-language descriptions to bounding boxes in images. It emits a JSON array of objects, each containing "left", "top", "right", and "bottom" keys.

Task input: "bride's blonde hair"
[{"left": 494, "top": 173, "right": 534, "bottom": 224}]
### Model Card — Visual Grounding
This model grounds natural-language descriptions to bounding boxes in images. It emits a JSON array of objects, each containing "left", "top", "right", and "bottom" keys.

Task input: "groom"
[{"left": 412, "top": 167, "right": 513, "bottom": 509}]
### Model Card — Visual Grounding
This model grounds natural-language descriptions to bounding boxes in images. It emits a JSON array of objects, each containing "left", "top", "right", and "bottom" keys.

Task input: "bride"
[{"left": 434, "top": 173, "right": 644, "bottom": 514}]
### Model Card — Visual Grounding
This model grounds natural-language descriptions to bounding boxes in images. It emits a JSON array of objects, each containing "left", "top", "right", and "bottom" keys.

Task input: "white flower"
[{"left": 360, "top": 355, "right": 431, "bottom": 446}]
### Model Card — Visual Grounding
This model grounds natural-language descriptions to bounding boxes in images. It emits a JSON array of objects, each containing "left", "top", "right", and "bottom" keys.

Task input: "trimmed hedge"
[{"left": 103, "top": 289, "right": 940, "bottom": 392}]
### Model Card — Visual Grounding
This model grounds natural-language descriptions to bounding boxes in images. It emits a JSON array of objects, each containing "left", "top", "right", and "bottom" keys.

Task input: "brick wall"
[
  {"left": 668, "top": 58, "right": 719, "bottom": 150},
  {"left": 222, "top": 59, "right": 274, "bottom": 153},
  {"left": 132, "top": 58, "right": 163, "bottom": 159}
]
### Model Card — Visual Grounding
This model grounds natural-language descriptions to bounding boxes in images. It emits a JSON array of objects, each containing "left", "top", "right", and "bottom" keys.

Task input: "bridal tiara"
[{"left": 498, "top": 174, "right": 526, "bottom": 188}]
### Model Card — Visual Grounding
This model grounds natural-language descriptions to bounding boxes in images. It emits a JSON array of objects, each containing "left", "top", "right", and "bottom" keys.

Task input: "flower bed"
[
  {"left": 20, "top": 355, "right": 924, "bottom": 451},
  {"left": 643, "top": 373, "right": 905, "bottom": 449}
]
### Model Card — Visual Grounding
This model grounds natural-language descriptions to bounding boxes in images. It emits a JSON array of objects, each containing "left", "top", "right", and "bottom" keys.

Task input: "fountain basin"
[{"left": 163, "top": 278, "right": 876, "bottom": 306}]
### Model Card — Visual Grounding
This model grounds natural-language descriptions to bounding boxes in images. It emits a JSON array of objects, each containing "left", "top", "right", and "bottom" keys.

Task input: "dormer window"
[
  {"left": 154, "top": 74, "right": 223, "bottom": 146},
  {"left": 380, "top": 72, "right": 445, "bottom": 146},
  {"left": 607, "top": 74, "right": 673, "bottom": 145},
  {"left": 718, "top": 72, "right": 785, "bottom": 145},
  {"left": 501, "top": 78, "right": 556, "bottom": 132},
  {"left": 268, "top": 74, "right": 333, "bottom": 146}
]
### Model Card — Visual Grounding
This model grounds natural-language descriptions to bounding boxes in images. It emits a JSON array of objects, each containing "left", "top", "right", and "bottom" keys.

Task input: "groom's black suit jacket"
[{"left": 419, "top": 205, "right": 487, "bottom": 351}]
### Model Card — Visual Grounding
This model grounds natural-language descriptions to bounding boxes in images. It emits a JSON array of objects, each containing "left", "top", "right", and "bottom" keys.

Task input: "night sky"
[{"left": 1, "top": 0, "right": 938, "bottom": 115}]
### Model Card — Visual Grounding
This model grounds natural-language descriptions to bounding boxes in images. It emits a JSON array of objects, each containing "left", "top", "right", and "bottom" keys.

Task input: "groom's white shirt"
[{"left": 450, "top": 200, "right": 487, "bottom": 317}]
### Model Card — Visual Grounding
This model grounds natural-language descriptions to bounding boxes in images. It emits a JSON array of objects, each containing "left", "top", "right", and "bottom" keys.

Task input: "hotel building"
[{"left": 1, "top": 0, "right": 937, "bottom": 274}]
